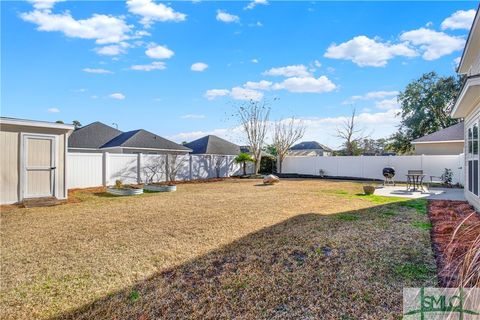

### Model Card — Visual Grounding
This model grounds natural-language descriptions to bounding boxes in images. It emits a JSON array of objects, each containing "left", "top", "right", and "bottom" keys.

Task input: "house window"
[{"left": 467, "top": 123, "right": 479, "bottom": 196}]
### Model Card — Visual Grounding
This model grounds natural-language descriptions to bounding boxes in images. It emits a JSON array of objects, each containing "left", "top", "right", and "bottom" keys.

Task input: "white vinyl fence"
[
  {"left": 67, "top": 152, "right": 249, "bottom": 189},
  {"left": 282, "top": 154, "right": 465, "bottom": 185}
]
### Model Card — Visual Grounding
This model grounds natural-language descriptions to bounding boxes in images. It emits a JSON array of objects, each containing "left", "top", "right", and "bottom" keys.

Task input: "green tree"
[
  {"left": 388, "top": 72, "right": 463, "bottom": 154},
  {"left": 55, "top": 120, "right": 64, "bottom": 124},
  {"left": 234, "top": 153, "right": 254, "bottom": 176},
  {"left": 72, "top": 120, "right": 82, "bottom": 129}
]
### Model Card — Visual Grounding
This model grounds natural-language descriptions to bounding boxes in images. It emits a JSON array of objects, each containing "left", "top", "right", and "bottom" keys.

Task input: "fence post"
[
  {"left": 189, "top": 154, "right": 193, "bottom": 181},
  {"left": 165, "top": 154, "right": 170, "bottom": 182},
  {"left": 102, "top": 152, "right": 109, "bottom": 186},
  {"left": 137, "top": 153, "right": 142, "bottom": 184}
]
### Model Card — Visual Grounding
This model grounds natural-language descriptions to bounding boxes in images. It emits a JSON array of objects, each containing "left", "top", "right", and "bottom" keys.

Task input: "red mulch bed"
[{"left": 428, "top": 200, "right": 480, "bottom": 287}]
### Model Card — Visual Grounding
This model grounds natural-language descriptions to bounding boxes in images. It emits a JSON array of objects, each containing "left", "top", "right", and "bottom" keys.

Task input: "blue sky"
[{"left": 1, "top": 1, "right": 477, "bottom": 147}]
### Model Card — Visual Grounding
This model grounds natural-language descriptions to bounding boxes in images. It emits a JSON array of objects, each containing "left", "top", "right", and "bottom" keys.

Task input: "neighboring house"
[
  {"left": 411, "top": 122, "right": 464, "bottom": 155},
  {"left": 184, "top": 135, "right": 240, "bottom": 155},
  {"left": 68, "top": 121, "right": 122, "bottom": 153},
  {"left": 288, "top": 141, "right": 332, "bottom": 157},
  {"left": 69, "top": 122, "right": 191, "bottom": 154},
  {"left": 451, "top": 6, "right": 480, "bottom": 211},
  {"left": 0, "top": 117, "right": 74, "bottom": 204}
]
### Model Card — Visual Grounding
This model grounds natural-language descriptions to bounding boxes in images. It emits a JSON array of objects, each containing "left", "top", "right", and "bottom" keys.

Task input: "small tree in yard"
[
  {"left": 142, "top": 156, "right": 166, "bottom": 184},
  {"left": 235, "top": 153, "right": 254, "bottom": 176},
  {"left": 273, "top": 118, "right": 305, "bottom": 173},
  {"left": 235, "top": 100, "right": 270, "bottom": 174},
  {"left": 336, "top": 108, "right": 368, "bottom": 156}
]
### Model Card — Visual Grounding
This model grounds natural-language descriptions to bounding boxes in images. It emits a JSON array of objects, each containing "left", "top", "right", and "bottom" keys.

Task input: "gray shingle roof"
[
  {"left": 184, "top": 135, "right": 240, "bottom": 155},
  {"left": 101, "top": 129, "right": 191, "bottom": 151},
  {"left": 69, "top": 122, "right": 122, "bottom": 149},
  {"left": 290, "top": 141, "right": 332, "bottom": 152},
  {"left": 412, "top": 122, "right": 464, "bottom": 143},
  {"left": 239, "top": 146, "right": 275, "bottom": 158}
]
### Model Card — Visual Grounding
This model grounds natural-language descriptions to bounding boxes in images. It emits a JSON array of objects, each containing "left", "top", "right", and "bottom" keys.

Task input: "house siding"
[
  {"left": 413, "top": 142, "right": 464, "bottom": 155},
  {"left": 463, "top": 102, "right": 480, "bottom": 211}
]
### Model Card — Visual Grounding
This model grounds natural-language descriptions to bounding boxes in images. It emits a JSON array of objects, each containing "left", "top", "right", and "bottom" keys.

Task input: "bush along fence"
[
  {"left": 282, "top": 154, "right": 465, "bottom": 185},
  {"left": 67, "top": 152, "right": 252, "bottom": 189}
]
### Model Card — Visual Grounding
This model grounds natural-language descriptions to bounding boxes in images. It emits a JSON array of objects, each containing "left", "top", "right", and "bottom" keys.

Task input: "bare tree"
[
  {"left": 336, "top": 108, "right": 368, "bottom": 156},
  {"left": 273, "top": 118, "right": 305, "bottom": 173},
  {"left": 167, "top": 154, "right": 188, "bottom": 182},
  {"left": 142, "top": 155, "right": 166, "bottom": 184},
  {"left": 235, "top": 100, "right": 270, "bottom": 174}
]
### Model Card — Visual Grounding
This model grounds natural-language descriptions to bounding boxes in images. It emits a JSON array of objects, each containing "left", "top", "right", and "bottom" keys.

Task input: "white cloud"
[
  {"left": 251, "top": 58, "right": 259, "bottom": 63},
  {"left": 27, "top": 0, "right": 63, "bottom": 10},
  {"left": 145, "top": 44, "right": 174, "bottom": 59},
  {"left": 375, "top": 98, "right": 400, "bottom": 110},
  {"left": 20, "top": 10, "right": 132, "bottom": 44},
  {"left": 230, "top": 86, "right": 263, "bottom": 101},
  {"left": 245, "top": 0, "right": 268, "bottom": 10},
  {"left": 181, "top": 114, "right": 206, "bottom": 119},
  {"left": 83, "top": 68, "right": 113, "bottom": 74},
  {"left": 346, "top": 90, "right": 399, "bottom": 103},
  {"left": 324, "top": 35, "right": 417, "bottom": 67},
  {"left": 47, "top": 107, "right": 60, "bottom": 113},
  {"left": 262, "top": 64, "right": 311, "bottom": 77},
  {"left": 272, "top": 76, "right": 336, "bottom": 93},
  {"left": 454, "top": 56, "right": 462, "bottom": 66},
  {"left": 441, "top": 9, "right": 476, "bottom": 30},
  {"left": 400, "top": 28, "right": 465, "bottom": 60},
  {"left": 243, "top": 80, "right": 272, "bottom": 90},
  {"left": 94, "top": 43, "right": 128, "bottom": 56},
  {"left": 204, "top": 89, "right": 230, "bottom": 100},
  {"left": 204, "top": 87, "right": 263, "bottom": 101},
  {"left": 216, "top": 10, "right": 240, "bottom": 23},
  {"left": 126, "top": 0, "right": 186, "bottom": 26},
  {"left": 313, "top": 60, "right": 322, "bottom": 68},
  {"left": 191, "top": 62, "right": 208, "bottom": 72},
  {"left": 109, "top": 93, "right": 125, "bottom": 100},
  {"left": 130, "top": 61, "right": 166, "bottom": 71}
]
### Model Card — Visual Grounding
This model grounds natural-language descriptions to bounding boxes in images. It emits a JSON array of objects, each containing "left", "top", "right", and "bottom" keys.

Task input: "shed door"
[{"left": 23, "top": 135, "right": 56, "bottom": 198}]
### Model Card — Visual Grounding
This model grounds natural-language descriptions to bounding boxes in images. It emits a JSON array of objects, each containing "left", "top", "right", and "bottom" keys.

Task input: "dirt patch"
[{"left": 428, "top": 200, "right": 480, "bottom": 286}]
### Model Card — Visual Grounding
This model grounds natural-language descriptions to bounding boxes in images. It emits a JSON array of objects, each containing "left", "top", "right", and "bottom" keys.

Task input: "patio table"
[{"left": 406, "top": 173, "right": 426, "bottom": 191}]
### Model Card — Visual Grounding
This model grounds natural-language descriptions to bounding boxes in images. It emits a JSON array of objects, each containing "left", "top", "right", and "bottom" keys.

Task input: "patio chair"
[{"left": 407, "top": 170, "right": 425, "bottom": 191}]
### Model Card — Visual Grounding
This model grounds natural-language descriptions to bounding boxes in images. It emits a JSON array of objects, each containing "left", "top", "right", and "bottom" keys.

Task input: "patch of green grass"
[
  {"left": 354, "top": 194, "right": 405, "bottom": 205},
  {"left": 128, "top": 290, "right": 140, "bottom": 303},
  {"left": 394, "top": 263, "right": 433, "bottom": 281},
  {"left": 400, "top": 199, "right": 427, "bottom": 214},
  {"left": 381, "top": 209, "right": 397, "bottom": 217},
  {"left": 324, "top": 190, "right": 349, "bottom": 196},
  {"left": 411, "top": 221, "right": 432, "bottom": 230},
  {"left": 336, "top": 213, "right": 359, "bottom": 221}
]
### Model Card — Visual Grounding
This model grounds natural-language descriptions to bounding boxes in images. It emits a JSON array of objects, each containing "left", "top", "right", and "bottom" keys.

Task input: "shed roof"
[
  {"left": 184, "top": 135, "right": 240, "bottom": 155},
  {"left": 411, "top": 122, "right": 464, "bottom": 144}
]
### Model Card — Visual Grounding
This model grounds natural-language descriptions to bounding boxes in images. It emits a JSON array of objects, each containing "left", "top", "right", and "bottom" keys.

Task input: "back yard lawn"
[{"left": 0, "top": 179, "right": 437, "bottom": 319}]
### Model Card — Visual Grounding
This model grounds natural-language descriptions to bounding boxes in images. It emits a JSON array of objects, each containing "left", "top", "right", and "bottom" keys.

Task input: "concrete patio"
[{"left": 374, "top": 186, "right": 465, "bottom": 201}]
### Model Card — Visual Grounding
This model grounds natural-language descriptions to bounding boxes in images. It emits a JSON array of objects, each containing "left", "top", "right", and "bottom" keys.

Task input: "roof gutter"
[{"left": 411, "top": 140, "right": 464, "bottom": 145}]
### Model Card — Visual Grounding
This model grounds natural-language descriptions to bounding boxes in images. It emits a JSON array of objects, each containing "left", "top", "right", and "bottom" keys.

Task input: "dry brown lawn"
[{"left": 1, "top": 179, "right": 437, "bottom": 319}]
